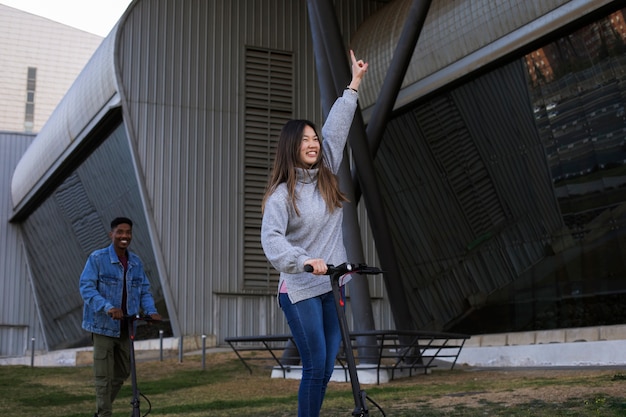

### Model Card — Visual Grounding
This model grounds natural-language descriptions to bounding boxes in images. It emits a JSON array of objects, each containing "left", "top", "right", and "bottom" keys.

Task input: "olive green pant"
[{"left": 92, "top": 325, "right": 130, "bottom": 417}]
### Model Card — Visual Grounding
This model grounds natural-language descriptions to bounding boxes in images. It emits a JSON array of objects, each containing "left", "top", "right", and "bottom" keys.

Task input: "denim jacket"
[{"left": 79, "top": 244, "right": 158, "bottom": 337}]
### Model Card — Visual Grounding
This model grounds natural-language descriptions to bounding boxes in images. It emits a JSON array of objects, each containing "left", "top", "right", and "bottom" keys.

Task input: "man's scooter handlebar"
[
  {"left": 122, "top": 314, "right": 162, "bottom": 322},
  {"left": 107, "top": 313, "right": 163, "bottom": 322}
]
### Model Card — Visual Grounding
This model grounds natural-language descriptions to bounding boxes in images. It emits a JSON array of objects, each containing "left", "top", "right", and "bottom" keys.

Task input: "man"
[{"left": 79, "top": 217, "right": 162, "bottom": 417}]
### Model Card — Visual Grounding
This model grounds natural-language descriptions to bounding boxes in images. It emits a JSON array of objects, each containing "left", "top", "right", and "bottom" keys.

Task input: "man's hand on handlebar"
[
  {"left": 107, "top": 307, "right": 124, "bottom": 320},
  {"left": 107, "top": 308, "right": 162, "bottom": 322}
]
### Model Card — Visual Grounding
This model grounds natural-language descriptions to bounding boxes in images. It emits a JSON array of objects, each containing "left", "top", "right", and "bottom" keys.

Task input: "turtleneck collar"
[{"left": 296, "top": 167, "right": 319, "bottom": 184}]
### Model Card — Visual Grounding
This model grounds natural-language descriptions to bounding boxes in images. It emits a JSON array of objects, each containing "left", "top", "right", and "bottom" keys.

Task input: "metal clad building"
[
  {"left": 0, "top": 133, "right": 39, "bottom": 355},
  {"left": 110, "top": 0, "right": 386, "bottom": 340},
  {"left": 0, "top": 5, "right": 105, "bottom": 355},
  {"left": 3, "top": 0, "right": 626, "bottom": 355},
  {"left": 0, "top": 3, "right": 103, "bottom": 133}
]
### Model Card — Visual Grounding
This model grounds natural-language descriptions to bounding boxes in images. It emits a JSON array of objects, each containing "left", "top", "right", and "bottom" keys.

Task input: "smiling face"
[
  {"left": 110, "top": 222, "right": 132, "bottom": 256},
  {"left": 298, "top": 124, "right": 320, "bottom": 167}
]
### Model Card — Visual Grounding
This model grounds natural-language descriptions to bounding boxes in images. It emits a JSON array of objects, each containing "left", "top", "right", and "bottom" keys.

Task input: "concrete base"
[
  {"left": 271, "top": 364, "right": 394, "bottom": 384},
  {"left": 0, "top": 337, "right": 184, "bottom": 367},
  {"left": 0, "top": 347, "right": 94, "bottom": 367},
  {"left": 444, "top": 323, "right": 626, "bottom": 368},
  {"left": 447, "top": 339, "right": 626, "bottom": 368}
]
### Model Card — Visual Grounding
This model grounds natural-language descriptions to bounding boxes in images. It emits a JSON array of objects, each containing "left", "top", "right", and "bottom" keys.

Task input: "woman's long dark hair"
[{"left": 262, "top": 119, "right": 348, "bottom": 215}]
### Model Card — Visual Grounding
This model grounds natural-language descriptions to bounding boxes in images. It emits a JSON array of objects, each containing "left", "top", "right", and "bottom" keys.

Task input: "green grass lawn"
[{"left": 1, "top": 351, "right": 626, "bottom": 416}]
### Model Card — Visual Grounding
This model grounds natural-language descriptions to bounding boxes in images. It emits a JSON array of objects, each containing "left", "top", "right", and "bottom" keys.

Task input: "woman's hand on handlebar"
[{"left": 304, "top": 259, "right": 328, "bottom": 275}]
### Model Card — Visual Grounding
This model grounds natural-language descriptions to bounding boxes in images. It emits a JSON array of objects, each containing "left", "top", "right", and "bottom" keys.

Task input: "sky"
[{"left": 1, "top": 0, "right": 133, "bottom": 37}]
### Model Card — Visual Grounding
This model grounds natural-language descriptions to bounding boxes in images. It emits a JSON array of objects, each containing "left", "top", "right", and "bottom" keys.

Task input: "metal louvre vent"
[
  {"left": 243, "top": 47, "right": 293, "bottom": 289},
  {"left": 53, "top": 172, "right": 106, "bottom": 253},
  {"left": 415, "top": 96, "right": 505, "bottom": 238}
]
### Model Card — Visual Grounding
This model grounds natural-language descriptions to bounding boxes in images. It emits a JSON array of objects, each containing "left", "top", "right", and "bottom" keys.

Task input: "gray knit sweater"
[{"left": 261, "top": 89, "right": 358, "bottom": 303}]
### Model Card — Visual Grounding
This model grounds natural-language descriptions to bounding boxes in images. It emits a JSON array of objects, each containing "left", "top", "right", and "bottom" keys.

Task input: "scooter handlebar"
[
  {"left": 122, "top": 314, "right": 161, "bottom": 322},
  {"left": 304, "top": 262, "right": 382, "bottom": 276}
]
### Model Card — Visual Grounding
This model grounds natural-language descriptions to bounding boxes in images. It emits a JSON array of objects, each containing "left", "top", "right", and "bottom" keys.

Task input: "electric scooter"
[
  {"left": 305, "top": 262, "right": 386, "bottom": 417},
  {"left": 124, "top": 314, "right": 159, "bottom": 417}
]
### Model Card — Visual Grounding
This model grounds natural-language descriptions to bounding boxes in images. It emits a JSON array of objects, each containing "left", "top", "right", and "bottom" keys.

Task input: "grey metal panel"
[
  {"left": 0, "top": 133, "right": 45, "bottom": 356},
  {"left": 373, "top": 57, "right": 564, "bottom": 329},
  {"left": 214, "top": 294, "right": 286, "bottom": 341},
  {"left": 17, "top": 123, "right": 167, "bottom": 350},
  {"left": 113, "top": 0, "right": 383, "bottom": 340},
  {"left": 11, "top": 31, "right": 119, "bottom": 212},
  {"left": 352, "top": 0, "right": 618, "bottom": 116},
  {"left": 20, "top": 201, "right": 86, "bottom": 349}
]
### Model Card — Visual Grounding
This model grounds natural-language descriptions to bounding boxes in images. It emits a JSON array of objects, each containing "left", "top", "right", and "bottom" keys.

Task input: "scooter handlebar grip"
[{"left": 304, "top": 264, "right": 314, "bottom": 273}]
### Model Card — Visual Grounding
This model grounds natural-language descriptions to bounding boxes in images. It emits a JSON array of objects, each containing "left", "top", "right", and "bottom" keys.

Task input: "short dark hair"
[{"left": 111, "top": 217, "right": 133, "bottom": 230}]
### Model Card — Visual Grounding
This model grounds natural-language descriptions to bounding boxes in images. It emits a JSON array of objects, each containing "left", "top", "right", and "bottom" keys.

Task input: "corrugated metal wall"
[
  {"left": 374, "top": 59, "right": 563, "bottom": 329},
  {"left": 0, "top": 133, "right": 44, "bottom": 356},
  {"left": 112, "top": 0, "right": 385, "bottom": 341},
  {"left": 17, "top": 123, "right": 167, "bottom": 350}
]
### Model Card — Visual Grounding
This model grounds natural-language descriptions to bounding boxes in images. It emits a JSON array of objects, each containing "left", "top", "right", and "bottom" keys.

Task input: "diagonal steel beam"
[
  {"left": 307, "top": 0, "right": 415, "bottom": 332},
  {"left": 306, "top": 0, "right": 377, "bottom": 341},
  {"left": 353, "top": 0, "right": 433, "bottom": 202}
]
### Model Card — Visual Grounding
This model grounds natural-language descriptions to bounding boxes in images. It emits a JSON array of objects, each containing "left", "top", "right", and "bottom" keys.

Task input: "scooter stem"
[
  {"left": 329, "top": 270, "right": 369, "bottom": 416},
  {"left": 127, "top": 316, "right": 141, "bottom": 417}
]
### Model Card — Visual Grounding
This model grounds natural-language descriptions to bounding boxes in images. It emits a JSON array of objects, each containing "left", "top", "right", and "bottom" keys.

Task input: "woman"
[{"left": 261, "top": 50, "right": 368, "bottom": 417}]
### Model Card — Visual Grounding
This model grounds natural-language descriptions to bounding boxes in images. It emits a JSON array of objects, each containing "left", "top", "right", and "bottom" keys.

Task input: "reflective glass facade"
[{"left": 452, "top": 8, "right": 626, "bottom": 333}]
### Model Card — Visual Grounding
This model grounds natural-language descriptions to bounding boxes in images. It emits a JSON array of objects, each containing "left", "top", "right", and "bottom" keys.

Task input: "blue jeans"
[{"left": 280, "top": 291, "right": 342, "bottom": 417}]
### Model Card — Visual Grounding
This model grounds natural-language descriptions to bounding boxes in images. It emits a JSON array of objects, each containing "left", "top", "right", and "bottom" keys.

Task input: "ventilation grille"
[
  {"left": 54, "top": 172, "right": 106, "bottom": 253},
  {"left": 415, "top": 96, "right": 505, "bottom": 238},
  {"left": 243, "top": 47, "right": 293, "bottom": 289}
]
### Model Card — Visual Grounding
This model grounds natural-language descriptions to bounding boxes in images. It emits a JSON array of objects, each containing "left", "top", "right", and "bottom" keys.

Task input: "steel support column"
[{"left": 306, "top": 1, "right": 377, "bottom": 346}]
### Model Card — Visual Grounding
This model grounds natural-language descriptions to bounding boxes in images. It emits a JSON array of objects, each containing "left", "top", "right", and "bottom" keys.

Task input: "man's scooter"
[
  {"left": 123, "top": 314, "right": 159, "bottom": 417},
  {"left": 305, "top": 262, "right": 386, "bottom": 417}
]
